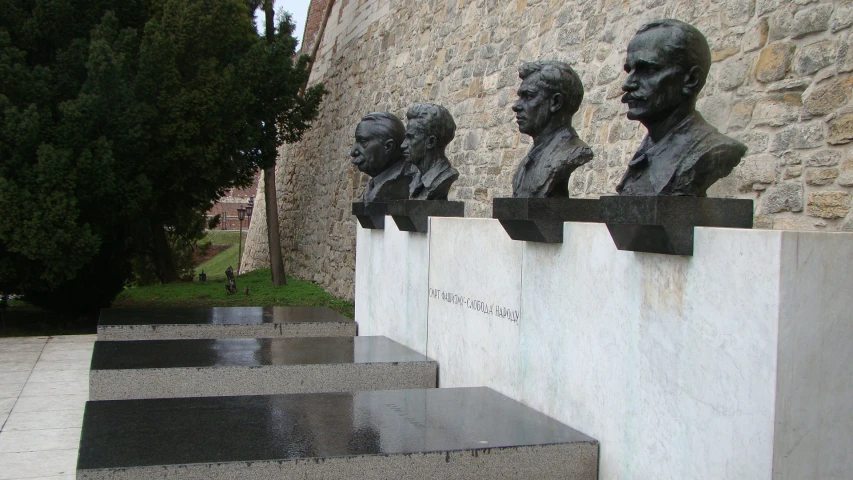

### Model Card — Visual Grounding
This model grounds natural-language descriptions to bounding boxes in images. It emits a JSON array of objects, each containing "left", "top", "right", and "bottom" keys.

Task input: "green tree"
[
  {"left": 0, "top": 0, "right": 324, "bottom": 314},
  {"left": 247, "top": 3, "right": 326, "bottom": 286}
]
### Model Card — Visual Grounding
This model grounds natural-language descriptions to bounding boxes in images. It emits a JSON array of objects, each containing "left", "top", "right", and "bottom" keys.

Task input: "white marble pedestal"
[
  {"left": 355, "top": 219, "right": 428, "bottom": 353},
  {"left": 356, "top": 217, "right": 853, "bottom": 480}
]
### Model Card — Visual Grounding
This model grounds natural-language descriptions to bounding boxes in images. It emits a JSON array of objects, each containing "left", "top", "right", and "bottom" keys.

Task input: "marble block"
[
  {"left": 89, "top": 336, "right": 436, "bottom": 400},
  {"left": 427, "top": 218, "right": 523, "bottom": 389},
  {"left": 357, "top": 216, "right": 853, "bottom": 479},
  {"left": 77, "top": 387, "right": 599, "bottom": 480},
  {"left": 97, "top": 306, "right": 356, "bottom": 341},
  {"left": 355, "top": 219, "right": 429, "bottom": 353}
]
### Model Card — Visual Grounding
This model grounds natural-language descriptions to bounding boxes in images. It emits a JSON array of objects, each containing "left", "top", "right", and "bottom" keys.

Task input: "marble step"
[
  {"left": 77, "top": 387, "right": 599, "bottom": 480},
  {"left": 89, "top": 336, "right": 436, "bottom": 400},
  {"left": 98, "top": 306, "right": 356, "bottom": 341}
]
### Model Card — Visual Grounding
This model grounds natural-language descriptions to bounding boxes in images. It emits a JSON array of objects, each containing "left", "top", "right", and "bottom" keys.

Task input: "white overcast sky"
[{"left": 256, "top": 0, "right": 313, "bottom": 46}]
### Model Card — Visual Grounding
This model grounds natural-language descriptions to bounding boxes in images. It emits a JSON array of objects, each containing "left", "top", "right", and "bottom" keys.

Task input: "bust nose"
[
  {"left": 511, "top": 101, "right": 522, "bottom": 113},
  {"left": 350, "top": 146, "right": 359, "bottom": 158},
  {"left": 622, "top": 74, "right": 638, "bottom": 92}
]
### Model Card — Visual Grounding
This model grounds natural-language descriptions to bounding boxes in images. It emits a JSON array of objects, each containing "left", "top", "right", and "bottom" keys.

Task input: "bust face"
[
  {"left": 351, "top": 121, "right": 393, "bottom": 177},
  {"left": 622, "top": 27, "right": 689, "bottom": 123},
  {"left": 400, "top": 120, "right": 430, "bottom": 171},
  {"left": 512, "top": 73, "right": 552, "bottom": 137}
]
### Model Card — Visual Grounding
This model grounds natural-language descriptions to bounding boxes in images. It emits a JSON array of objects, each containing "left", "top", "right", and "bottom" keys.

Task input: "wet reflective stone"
[
  {"left": 97, "top": 306, "right": 356, "bottom": 341},
  {"left": 89, "top": 336, "right": 436, "bottom": 400},
  {"left": 78, "top": 387, "right": 598, "bottom": 479}
]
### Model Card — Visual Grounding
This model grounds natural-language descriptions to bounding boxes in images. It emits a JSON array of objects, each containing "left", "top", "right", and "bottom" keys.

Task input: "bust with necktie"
[
  {"left": 350, "top": 112, "right": 418, "bottom": 204},
  {"left": 617, "top": 19, "right": 746, "bottom": 197}
]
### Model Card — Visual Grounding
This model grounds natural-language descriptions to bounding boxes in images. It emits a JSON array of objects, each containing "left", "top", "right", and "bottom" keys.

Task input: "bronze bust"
[
  {"left": 350, "top": 112, "right": 418, "bottom": 203},
  {"left": 511, "top": 61, "right": 593, "bottom": 198},
  {"left": 617, "top": 19, "right": 747, "bottom": 196},
  {"left": 402, "top": 104, "right": 459, "bottom": 201}
]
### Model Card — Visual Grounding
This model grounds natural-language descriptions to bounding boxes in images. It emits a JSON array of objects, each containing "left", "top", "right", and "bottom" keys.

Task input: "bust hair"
[
  {"left": 359, "top": 112, "right": 406, "bottom": 146},
  {"left": 405, "top": 103, "right": 456, "bottom": 149},
  {"left": 518, "top": 61, "right": 584, "bottom": 116},
  {"left": 635, "top": 19, "right": 712, "bottom": 91}
]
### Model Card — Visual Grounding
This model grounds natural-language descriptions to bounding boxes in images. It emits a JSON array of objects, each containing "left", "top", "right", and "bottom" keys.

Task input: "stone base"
[
  {"left": 365, "top": 218, "right": 853, "bottom": 478},
  {"left": 89, "top": 336, "right": 436, "bottom": 400},
  {"left": 77, "top": 387, "right": 599, "bottom": 480},
  {"left": 492, "top": 197, "right": 601, "bottom": 243},
  {"left": 599, "top": 195, "right": 753, "bottom": 255},
  {"left": 387, "top": 200, "right": 465, "bottom": 233},
  {"left": 97, "top": 306, "right": 356, "bottom": 341},
  {"left": 352, "top": 202, "right": 387, "bottom": 229}
]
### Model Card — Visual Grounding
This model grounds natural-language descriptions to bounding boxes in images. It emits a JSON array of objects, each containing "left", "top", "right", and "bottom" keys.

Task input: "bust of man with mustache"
[
  {"left": 617, "top": 19, "right": 746, "bottom": 196},
  {"left": 511, "top": 61, "right": 593, "bottom": 198},
  {"left": 350, "top": 112, "right": 419, "bottom": 203}
]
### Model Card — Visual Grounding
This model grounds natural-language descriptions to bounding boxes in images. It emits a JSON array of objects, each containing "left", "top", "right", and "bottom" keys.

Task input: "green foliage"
[
  {"left": 114, "top": 268, "right": 354, "bottom": 319},
  {"left": 0, "top": 1, "right": 325, "bottom": 314}
]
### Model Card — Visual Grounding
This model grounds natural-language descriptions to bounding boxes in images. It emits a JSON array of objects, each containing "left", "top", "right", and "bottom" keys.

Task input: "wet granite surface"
[
  {"left": 90, "top": 336, "right": 431, "bottom": 370},
  {"left": 77, "top": 387, "right": 596, "bottom": 470},
  {"left": 98, "top": 306, "right": 352, "bottom": 326}
]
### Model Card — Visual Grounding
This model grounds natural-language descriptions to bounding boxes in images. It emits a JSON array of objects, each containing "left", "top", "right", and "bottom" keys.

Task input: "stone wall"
[{"left": 242, "top": 0, "right": 853, "bottom": 300}]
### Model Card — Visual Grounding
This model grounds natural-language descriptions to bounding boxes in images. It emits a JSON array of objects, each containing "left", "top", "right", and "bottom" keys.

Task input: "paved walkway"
[{"left": 0, "top": 335, "right": 95, "bottom": 480}]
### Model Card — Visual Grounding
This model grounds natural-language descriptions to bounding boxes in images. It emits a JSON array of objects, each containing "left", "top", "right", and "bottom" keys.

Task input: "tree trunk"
[
  {"left": 264, "top": 1, "right": 287, "bottom": 286},
  {"left": 152, "top": 222, "right": 179, "bottom": 283}
]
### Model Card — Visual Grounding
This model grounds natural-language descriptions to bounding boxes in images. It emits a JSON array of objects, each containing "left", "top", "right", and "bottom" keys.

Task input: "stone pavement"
[{"left": 0, "top": 335, "right": 95, "bottom": 480}]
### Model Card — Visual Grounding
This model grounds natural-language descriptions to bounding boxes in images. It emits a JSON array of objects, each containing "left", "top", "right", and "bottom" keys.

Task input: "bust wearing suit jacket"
[{"left": 618, "top": 19, "right": 746, "bottom": 197}]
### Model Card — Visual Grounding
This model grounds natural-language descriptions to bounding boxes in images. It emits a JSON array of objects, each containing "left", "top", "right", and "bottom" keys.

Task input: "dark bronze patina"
[
  {"left": 511, "top": 61, "right": 593, "bottom": 198},
  {"left": 350, "top": 112, "right": 418, "bottom": 203},
  {"left": 401, "top": 104, "right": 459, "bottom": 201},
  {"left": 618, "top": 19, "right": 747, "bottom": 197}
]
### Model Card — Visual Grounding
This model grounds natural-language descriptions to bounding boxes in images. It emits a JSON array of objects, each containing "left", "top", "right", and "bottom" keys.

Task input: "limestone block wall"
[{"left": 242, "top": 0, "right": 853, "bottom": 300}]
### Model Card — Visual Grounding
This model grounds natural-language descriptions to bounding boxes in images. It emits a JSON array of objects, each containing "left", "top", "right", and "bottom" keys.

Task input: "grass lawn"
[
  {"left": 197, "top": 230, "right": 247, "bottom": 280},
  {"left": 1, "top": 231, "right": 354, "bottom": 337},
  {"left": 113, "top": 268, "right": 354, "bottom": 319}
]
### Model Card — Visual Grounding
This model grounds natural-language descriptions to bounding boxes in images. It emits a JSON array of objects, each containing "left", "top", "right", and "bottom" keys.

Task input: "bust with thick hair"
[
  {"left": 402, "top": 103, "right": 459, "bottom": 201},
  {"left": 511, "top": 61, "right": 593, "bottom": 198}
]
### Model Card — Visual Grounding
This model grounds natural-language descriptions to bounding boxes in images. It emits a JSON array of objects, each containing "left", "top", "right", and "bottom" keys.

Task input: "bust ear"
[
  {"left": 683, "top": 65, "right": 705, "bottom": 96},
  {"left": 384, "top": 139, "right": 396, "bottom": 153},
  {"left": 550, "top": 92, "right": 564, "bottom": 113},
  {"left": 426, "top": 135, "right": 437, "bottom": 150}
]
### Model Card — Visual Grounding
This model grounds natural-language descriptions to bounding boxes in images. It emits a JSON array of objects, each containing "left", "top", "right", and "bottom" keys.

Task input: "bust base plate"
[
  {"left": 492, "top": 197, "right": 601, "bottom": 243},
  {"left": 387, "top": 200, "right": 464, "bottom": 233},
  {"left": 599, "top": 195, "right": 753, "bottom": 255},
  {"left": 352, "top": 202, "right": 388, "bottom": 229}
]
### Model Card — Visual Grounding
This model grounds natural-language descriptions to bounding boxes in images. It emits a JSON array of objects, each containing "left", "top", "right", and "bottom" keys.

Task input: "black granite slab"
[
  {"left": 493, "top": 197, "right": 601, "bottom": 243},
  {"left": 90, "top": 336, "right": 430, "bottom": 370},
  {"left": 99, "top": 306, "right": 351, "bottom": 326},
  {"left": 352, "top": 201, "right": 387, "bottom": 229},
  {"left": 387, "top": 200, "right": 465, "bottom": 233},
  {"left": 599, "top": 195, "right": 754, "bottom": 255},
  {"left": 78, "top": 387, "right": 597, "bottom": 471}
]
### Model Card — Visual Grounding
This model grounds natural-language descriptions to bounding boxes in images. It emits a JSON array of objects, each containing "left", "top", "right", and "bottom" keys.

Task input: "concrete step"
[
  {"left": 98, "top": 306, "right": 356, "bottom": 341},
  {"left": 77, "top": 387, "right": 599, "bottom": 480},
  {"left": 89, "top": 336, "right": 435, "bottom": 400}
]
